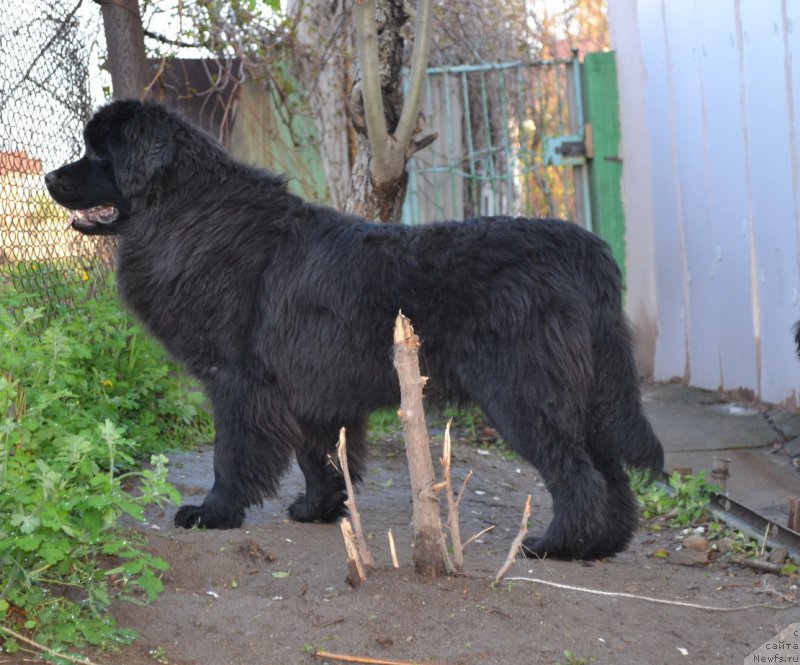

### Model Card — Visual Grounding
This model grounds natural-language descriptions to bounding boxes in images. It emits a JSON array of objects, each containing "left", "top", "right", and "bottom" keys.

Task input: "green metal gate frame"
[{"left": 402, "top": 52, "right": 626, "bottom": 278}]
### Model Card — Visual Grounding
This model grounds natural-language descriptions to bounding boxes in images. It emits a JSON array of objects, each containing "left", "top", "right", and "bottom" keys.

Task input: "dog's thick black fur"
[{"left": 46, "top": 100, "right": 663, "bottom": 560}]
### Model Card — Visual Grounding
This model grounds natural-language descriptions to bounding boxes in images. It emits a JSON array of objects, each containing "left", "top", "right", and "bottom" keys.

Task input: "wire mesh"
[
  {"left": 403, "top": 59, "right": 579, "bottom": 225},
  {"left": 0, "top": 0, "right": 112, "bottom": 320}
]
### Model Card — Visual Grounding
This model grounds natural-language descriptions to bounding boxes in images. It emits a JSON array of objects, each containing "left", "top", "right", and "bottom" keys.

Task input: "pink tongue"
[{"left": 66, "top": 211, "right": 82, "bottom": 230}]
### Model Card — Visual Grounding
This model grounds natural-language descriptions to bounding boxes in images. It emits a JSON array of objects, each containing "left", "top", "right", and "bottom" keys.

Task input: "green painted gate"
[{"left": 403, "top": 52, "right": 625, "bottom": 277}]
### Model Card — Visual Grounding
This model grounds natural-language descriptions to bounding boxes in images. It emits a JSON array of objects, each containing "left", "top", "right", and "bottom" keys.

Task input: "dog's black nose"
[{"left": 44, "top": 171, "right": 56, "bottom": 186}]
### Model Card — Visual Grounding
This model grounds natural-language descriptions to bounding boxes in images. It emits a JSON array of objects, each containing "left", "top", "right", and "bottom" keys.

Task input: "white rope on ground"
[{"left": 505, "top": 576, "right": 797, "bottom": 612}]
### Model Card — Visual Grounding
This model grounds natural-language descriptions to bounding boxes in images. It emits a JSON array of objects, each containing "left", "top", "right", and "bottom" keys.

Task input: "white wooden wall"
[{"left": 608, "top": 0, "right": 800, "bottom": 405}]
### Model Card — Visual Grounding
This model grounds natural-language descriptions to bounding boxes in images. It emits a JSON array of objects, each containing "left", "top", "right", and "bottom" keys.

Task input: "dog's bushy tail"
[{"left": 585, "top": 253, "right": 664, "bottom": 478}]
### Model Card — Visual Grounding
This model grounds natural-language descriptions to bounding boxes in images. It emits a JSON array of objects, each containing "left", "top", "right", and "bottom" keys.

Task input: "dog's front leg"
[{"left": 174, "top": 376, "right": 296, "bottom": 529}]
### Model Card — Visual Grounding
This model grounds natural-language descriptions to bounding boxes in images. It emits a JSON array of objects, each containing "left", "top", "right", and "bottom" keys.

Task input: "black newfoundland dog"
[{"left": 46, "top": 100, "right": 663, "bottom": 560}]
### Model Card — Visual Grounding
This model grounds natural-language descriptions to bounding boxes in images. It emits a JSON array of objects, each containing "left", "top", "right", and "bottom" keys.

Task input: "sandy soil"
[{"left": 85, "top": 422, "right": 798, "bottom": 665}]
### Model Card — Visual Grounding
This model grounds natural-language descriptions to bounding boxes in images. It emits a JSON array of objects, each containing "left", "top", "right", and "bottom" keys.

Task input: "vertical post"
[
  {"left": 582, "top": 51, "right": 627, "bottom": 282},
  {"left": 566, "top": 54, "right": 593, "bottom": 231}
]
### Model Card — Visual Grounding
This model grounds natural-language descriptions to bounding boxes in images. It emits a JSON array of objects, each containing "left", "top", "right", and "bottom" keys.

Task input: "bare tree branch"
[
  {"left": 353, "top": 0, "right": 390, "bottom": 175},
  {"left": 393, "top": 0, "right": 434, "bottom": 151}
]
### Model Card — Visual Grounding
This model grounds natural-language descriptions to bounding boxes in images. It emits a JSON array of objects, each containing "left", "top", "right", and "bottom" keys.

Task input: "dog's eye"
[{"left": 86, "top": 143, "right": 107, "bottom": 160}]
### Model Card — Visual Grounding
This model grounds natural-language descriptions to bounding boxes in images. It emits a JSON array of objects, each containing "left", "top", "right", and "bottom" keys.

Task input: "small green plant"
[
  {"left": 0, "top": 275, "right": 211, "bottom": 657},
  {"left": 629, "top": 469, "right": 720, "bottom": 526},
  {"left": 557, "top": 650, "right": 589, "bottom": 665}
]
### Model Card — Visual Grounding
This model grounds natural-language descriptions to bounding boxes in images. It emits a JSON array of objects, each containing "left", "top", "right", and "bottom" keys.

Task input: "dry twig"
[
  {"left": 313, "top": 649, "right": 447, "bottom": 665},
  {"left": 462, "top": 524, "right": 496, "bottom": 549},
  {"left": 494, "top": 494, "right": 532, "bottom": 584},
  {"left": 340, "top": 518, "right": 367, "bottom": 587},
  {"left": 0, "top": 625, "right": 101, "bottom": 665},
  {"left": 337, "top": 427, "right": 374, "bottom": 569},
  {"left": 731, "top": 555, "right": 786, "bottom": 575},
  {"left": 437, "top": 419, "right": 467, "bottom": 572},
  {"left": 387, "top": 528, "right": 399, "bottom": 569}
]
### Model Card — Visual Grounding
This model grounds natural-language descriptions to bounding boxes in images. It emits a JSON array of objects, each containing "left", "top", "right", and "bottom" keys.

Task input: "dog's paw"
[
  {"left": 174, "top": 503, "right": 243, "bottom": 529},
  {"left": 287, "top": 493, "right": 346, "bottom": 523},
  {"left": 521, "top": 535, "right": 582, "bottom": 561},
  {"left": 522, "top": 534, "right": 615, "bottom": 561}
]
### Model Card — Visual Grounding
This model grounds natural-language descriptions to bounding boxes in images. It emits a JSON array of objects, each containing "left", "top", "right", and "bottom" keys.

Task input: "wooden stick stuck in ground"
[
  {"left": 494, "top": 494, "right": 532, "bottom": 584},
  {"left": 439, "top": 419, "right": 465, "bottom": 572},
  {"left": 340, "top": 517, "right": 366, "bottom": 587},
  {"left": 388, "top": 528, "right": 400, "bottom": 568},
  {"left": 336, "top": 427, "right": 374, "bottom": 570},
  {"left": 393, "top": 312, "right": 450, "bottom": 577}
]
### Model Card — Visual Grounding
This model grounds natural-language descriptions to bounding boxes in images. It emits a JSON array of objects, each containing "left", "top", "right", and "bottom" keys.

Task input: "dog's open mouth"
[{"left": 66, "top": 206, "right": 119, "bottom": 231}]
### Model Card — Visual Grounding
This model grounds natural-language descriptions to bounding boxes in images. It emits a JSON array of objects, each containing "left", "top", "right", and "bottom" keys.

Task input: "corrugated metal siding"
[{"left": 609, "top": 0, "right": 800, "bottom": 405}]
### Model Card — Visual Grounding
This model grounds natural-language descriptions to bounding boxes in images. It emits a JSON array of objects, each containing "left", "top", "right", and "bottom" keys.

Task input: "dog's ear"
[
  {"left": 136, "top": 122, "right": 176, "bottom": 180},
  {"left": 110, "top": 111, "right": 177, "bottom": 197}
]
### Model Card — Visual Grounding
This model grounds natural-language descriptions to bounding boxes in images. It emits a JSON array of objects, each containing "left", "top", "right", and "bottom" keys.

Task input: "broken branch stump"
[
  {"left": 337, "top": 427, "right": 374, "bottom": 570},
  {"left": 392, "top": 312, "right": 449, "bottom": 577},
  {"left": 439, "top": 420, "right": 465, "bottom": 572},
  {"left": 494, "top": 494, "right": 533, "bottom": 584},
  {"left": 340, "top": 518, "right": 367, "bottom": 587}
]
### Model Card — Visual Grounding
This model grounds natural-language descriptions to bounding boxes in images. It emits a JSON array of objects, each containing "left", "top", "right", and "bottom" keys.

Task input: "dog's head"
[{"left": 45, "top": 100, "right": 180, "bottom": 235}]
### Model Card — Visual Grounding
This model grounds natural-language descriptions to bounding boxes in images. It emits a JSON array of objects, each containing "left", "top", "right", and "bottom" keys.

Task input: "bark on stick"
[{"left": 392, "top": 312, "right": 449, "bottom": 576}]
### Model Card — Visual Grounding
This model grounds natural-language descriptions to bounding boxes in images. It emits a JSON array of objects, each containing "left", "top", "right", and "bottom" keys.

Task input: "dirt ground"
[{"left": 89, "top": 420, "right": 797, "bottom": 665}]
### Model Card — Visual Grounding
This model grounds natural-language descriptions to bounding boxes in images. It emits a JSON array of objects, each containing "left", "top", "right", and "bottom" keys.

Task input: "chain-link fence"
[{"left": 0, "top": 1, "right": 111, "bottom": 318}]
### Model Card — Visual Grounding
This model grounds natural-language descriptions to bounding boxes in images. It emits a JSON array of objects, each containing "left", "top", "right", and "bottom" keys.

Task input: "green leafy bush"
[{"left": 0, "top": 276, "right": 211, "bottom": 658}]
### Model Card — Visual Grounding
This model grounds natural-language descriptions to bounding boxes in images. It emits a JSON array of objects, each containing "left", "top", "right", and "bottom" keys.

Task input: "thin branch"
[
  {"left": 340, "top": 517, "right": 367, "bottom": 587},
  {"left": 462, "top": 524, "right": 495, "bottom": 548},
  {"left": 494, "top": 494, "right": 532, "bottom": 584},
  {"left": 504, "top": 577, "right": 798, "bottom": 612},
  {"left": 387, "top": 528, "right": 399, "bottom": 568},
  {"left": 731, "top": 555, "right": 786, "bottom": 575},
  {"left": 353, "top": 0, "right": 390, "bottom": 173},
  {"left": 439, "top": 420, "right": 464, "bottom": 572},
  {"left": 455, "top": 469, "right": 474, "bottom": 509},
  {"left": 337, "top": 427, "right": 374, "bottom": 569},
  {"left": 141, "top": 54, "right": 169, "bottom": 100},
  {"left": 393, "top": 0, "right": 435, "bottom": 150},
  {"left": 0, "top": 626, "right": 101, "bottom": 665},
  {"left": 313, "top": 650, "right": 447, "bottom": 665},
  {"left": 142, "top": 28, "right": 202, "bottom": 48}
]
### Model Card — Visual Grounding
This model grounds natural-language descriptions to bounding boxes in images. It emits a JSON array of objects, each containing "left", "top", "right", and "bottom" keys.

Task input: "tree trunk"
[
  {"left": 346, "top": 0, "right": 435, "bottom": 222},
  {"left": 346, "top": 0, "right": 407, "bottom": 221},
  {"left": 348, "top": 147, "right": 409, "bottom": 222},
  {"left": 95, "top": 0, "right": 150, "bottom": 100}
]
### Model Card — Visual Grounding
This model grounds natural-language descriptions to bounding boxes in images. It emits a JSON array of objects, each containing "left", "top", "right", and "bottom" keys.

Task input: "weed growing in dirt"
[
  {"left": 0, "top": 276, "right": 211, "bottom": 658},
  {"left": 629, "top": 469, "right": 772, "bottom": 562},
  {"left": 629, "top": 469, "right": 719, "bottom": 526},
  {"left": 557, "top": 650, "right": 589, "bottom": 665}
]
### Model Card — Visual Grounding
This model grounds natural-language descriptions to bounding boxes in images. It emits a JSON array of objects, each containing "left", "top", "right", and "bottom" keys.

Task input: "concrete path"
[{"left": 642, "top": 383, "right": 799, "bottom": 528}]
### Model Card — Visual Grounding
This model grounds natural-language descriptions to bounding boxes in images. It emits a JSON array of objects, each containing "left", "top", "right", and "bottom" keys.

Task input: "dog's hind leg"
[
  {"left": 288, "top": 418, "right": 368, "bottom": 523},
  {"left": 465, "top": 372, "right": 617, "bottom": 560},
  {"left": 581, "top": 445, "right": 640, "bottom": 558},
  {"left": 174, "top": 378, "right": 297, "bottom": 529}
]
